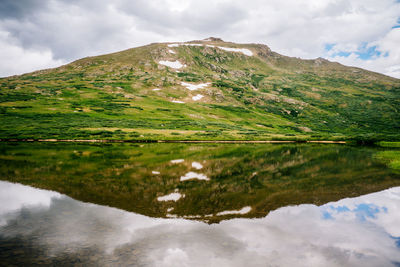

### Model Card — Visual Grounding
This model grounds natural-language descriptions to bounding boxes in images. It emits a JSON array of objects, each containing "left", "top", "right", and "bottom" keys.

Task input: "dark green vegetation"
[
  {"left": 0, "top": 38, "right": 399, "bottom": 141},
  {"left": 1, "top": 142, "right": 399, "bottom": 223}
]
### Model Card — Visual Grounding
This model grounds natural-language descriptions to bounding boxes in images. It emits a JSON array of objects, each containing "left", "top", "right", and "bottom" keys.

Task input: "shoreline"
[{"left": 0, "top": 138, "right": 347, "bottom": 144}]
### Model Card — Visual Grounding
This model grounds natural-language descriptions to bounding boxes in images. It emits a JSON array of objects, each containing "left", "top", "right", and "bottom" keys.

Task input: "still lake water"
[{"left": 0, "top": 142, "right": 400, "bottom": 266}]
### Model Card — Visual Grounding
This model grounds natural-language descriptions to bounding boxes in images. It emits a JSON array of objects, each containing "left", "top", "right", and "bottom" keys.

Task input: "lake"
[{"left": 0, "top": 142, "right": 400, "bottom": 266}]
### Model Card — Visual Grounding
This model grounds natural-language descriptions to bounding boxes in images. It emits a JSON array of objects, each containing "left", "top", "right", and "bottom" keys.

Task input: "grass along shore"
[{"left": 0, "top": 138, "right": 347, "bottom": 144}]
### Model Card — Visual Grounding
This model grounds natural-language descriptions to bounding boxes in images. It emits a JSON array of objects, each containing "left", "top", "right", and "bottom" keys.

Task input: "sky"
[{"left": 0, "top": 0, "right": 399, "bottom": 78}]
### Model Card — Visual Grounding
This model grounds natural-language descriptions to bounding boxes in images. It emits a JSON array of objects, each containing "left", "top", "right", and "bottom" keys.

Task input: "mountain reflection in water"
[
  {"left": 1, "top": 142, "right": 400, "bottom": 223},
  {"left": 1, "top": 181, "right": 400, "bottom": 267}
]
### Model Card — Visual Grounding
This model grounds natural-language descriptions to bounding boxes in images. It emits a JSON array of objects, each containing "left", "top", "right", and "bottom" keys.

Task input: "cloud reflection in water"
[{"left": 1, "top": 181, "right": 400, "bottom": 267}]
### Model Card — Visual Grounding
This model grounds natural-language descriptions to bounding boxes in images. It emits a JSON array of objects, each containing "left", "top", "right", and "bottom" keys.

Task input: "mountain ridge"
[
  {"left": 18, "top": 37, "right": 398, "bottom": 85},
  {"left": 25, "top": 37, "right": 397, "bottom": 80},
  {"left": 1, "top": 38, "right": 399, "bottom": 141}
]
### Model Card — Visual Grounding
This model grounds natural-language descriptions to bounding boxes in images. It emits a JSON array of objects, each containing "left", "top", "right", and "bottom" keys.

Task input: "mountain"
[{"left": 1, "top": 38, "right": 399, "bottom": 141}]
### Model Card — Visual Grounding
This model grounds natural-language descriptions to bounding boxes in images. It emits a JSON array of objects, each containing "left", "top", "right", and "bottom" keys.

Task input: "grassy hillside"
[{"left": 1, "top": 38, "right": 399, "bottom": 141}]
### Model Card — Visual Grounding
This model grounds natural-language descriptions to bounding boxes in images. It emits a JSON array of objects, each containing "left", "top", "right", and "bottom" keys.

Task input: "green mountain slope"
[{"left": 1, "top": 37, "right": 399, "bottom": 141}]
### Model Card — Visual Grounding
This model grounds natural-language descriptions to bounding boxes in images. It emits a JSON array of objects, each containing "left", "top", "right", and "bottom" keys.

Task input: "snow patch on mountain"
[
  {"left": 171, "top": 100, "right": 185, "bottom": 104},
  {"left": 180, "top": 172, "right": 209, "bottom": 181},
  {"left": 159, "top": 60, "right": 184, "bottom": 69},
  {"left": 181, "top": 82, "right": 210, "bottom": 91},
  {"left": 168, "top": 44, "right": 180, "bottom": 47},
  {"left": 192, "top": 162, "right": 203, "bottom": 169},
  {"left": 216, "top": 46, "right": 253, "bottom": 56},
  {"left": 192, "top": 94, "right": 204, "bottom": 101},
  {"left": 157, "top": 192, "right": 184, "bottom": 202},
  {"left": 216, "top": 206, "right": 252, "bottom": 216}
]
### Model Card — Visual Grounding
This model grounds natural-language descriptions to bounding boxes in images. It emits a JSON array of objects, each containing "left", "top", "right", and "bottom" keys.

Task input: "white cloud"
[
  {"left": 327, "top": 28, "right": 400, "bottom": 78},
  {"left": 2, "top": 180, "right": 400, "bottom": 266},
  {"left": 0, "top": 30, "right": 64, "bottom": 77},
  {"left": 0, "top": 0, "right": 399, "bottom": 78},
  {"left": 0, "top": 181, "right": 61, "bottom": 225}
]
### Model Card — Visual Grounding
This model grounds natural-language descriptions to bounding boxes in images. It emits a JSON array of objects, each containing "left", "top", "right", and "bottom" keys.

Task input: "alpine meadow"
[{"left": 1, "top": 37, "right": 399, "bottom": 142}]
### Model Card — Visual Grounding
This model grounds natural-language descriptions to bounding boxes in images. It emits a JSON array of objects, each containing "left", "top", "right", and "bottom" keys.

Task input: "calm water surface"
[{"left": 0, "top": 142, "right": 400, "bottom": 266}]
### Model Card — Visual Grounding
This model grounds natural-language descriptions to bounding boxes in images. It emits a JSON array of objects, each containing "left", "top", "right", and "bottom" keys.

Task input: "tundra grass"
[{"left": 1, "top": 40, "right": 399, "bottom": 141}]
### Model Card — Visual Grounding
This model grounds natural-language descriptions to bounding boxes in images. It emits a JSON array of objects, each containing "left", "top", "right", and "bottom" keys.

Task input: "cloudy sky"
[{"left": 0, "top": 0, "right": 400, "bottom": 78}]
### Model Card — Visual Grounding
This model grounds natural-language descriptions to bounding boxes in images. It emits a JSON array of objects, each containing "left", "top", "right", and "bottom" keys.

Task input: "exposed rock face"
[
  {"left": 314, "top": 57, "right": 329, "bottom": 66},
  {"left": 255, "top": 44, "right": 275, "bottom": 59},
  {"left": 204, "top": 37, "right": 224, "bottom": 42}
]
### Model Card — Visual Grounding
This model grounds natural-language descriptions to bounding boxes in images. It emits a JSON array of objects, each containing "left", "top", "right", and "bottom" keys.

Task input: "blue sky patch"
[
  {"left": 321, "top": 203, "right": 387, "bottom": 221},
  {"left": 321, "top": 205, "right": 350, "bottom": 220},
  {"left": 322, "top": 211, "right": 334, "bottom": 220},
  {"left": 393, "top": 17, "right": 400, "bottom": 28},
  {"left": 396, "top": 238, "right": 400, "bottom": 249},
  {"left": 324, "top": 43, "right": 335, "bottom": 51},
  {"left": 337, "top": 51, "right": 352, "bottom": 57},
  {"left": 390, "top": 236, "right": 400, "bottom": 249},
  {"left": 354, "top": 203, "right": 381, "bottom": 221},
  {"left": 330, "top": 205, "right": 350, "bottom": 213},
  {"left": 325, "top": 42, "right": 383, "bottom": 60},
  {"left": 355, "top": 45, "right": 381, "bottom": 60}
]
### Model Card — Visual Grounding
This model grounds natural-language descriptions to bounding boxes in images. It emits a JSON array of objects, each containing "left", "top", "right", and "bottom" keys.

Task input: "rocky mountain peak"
[{"left": 203, "top": 37, "right": 224, "bottom": 42}]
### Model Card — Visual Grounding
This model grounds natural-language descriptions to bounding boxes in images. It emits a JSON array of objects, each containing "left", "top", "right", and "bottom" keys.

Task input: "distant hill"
[{"left": 1, "top": 37, "right": 399, "bottom": 141}]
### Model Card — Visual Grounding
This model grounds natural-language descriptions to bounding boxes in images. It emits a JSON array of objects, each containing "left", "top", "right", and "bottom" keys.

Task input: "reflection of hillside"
[{"left": 0, "top": 143, "right": 399, "bottom": 223}]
